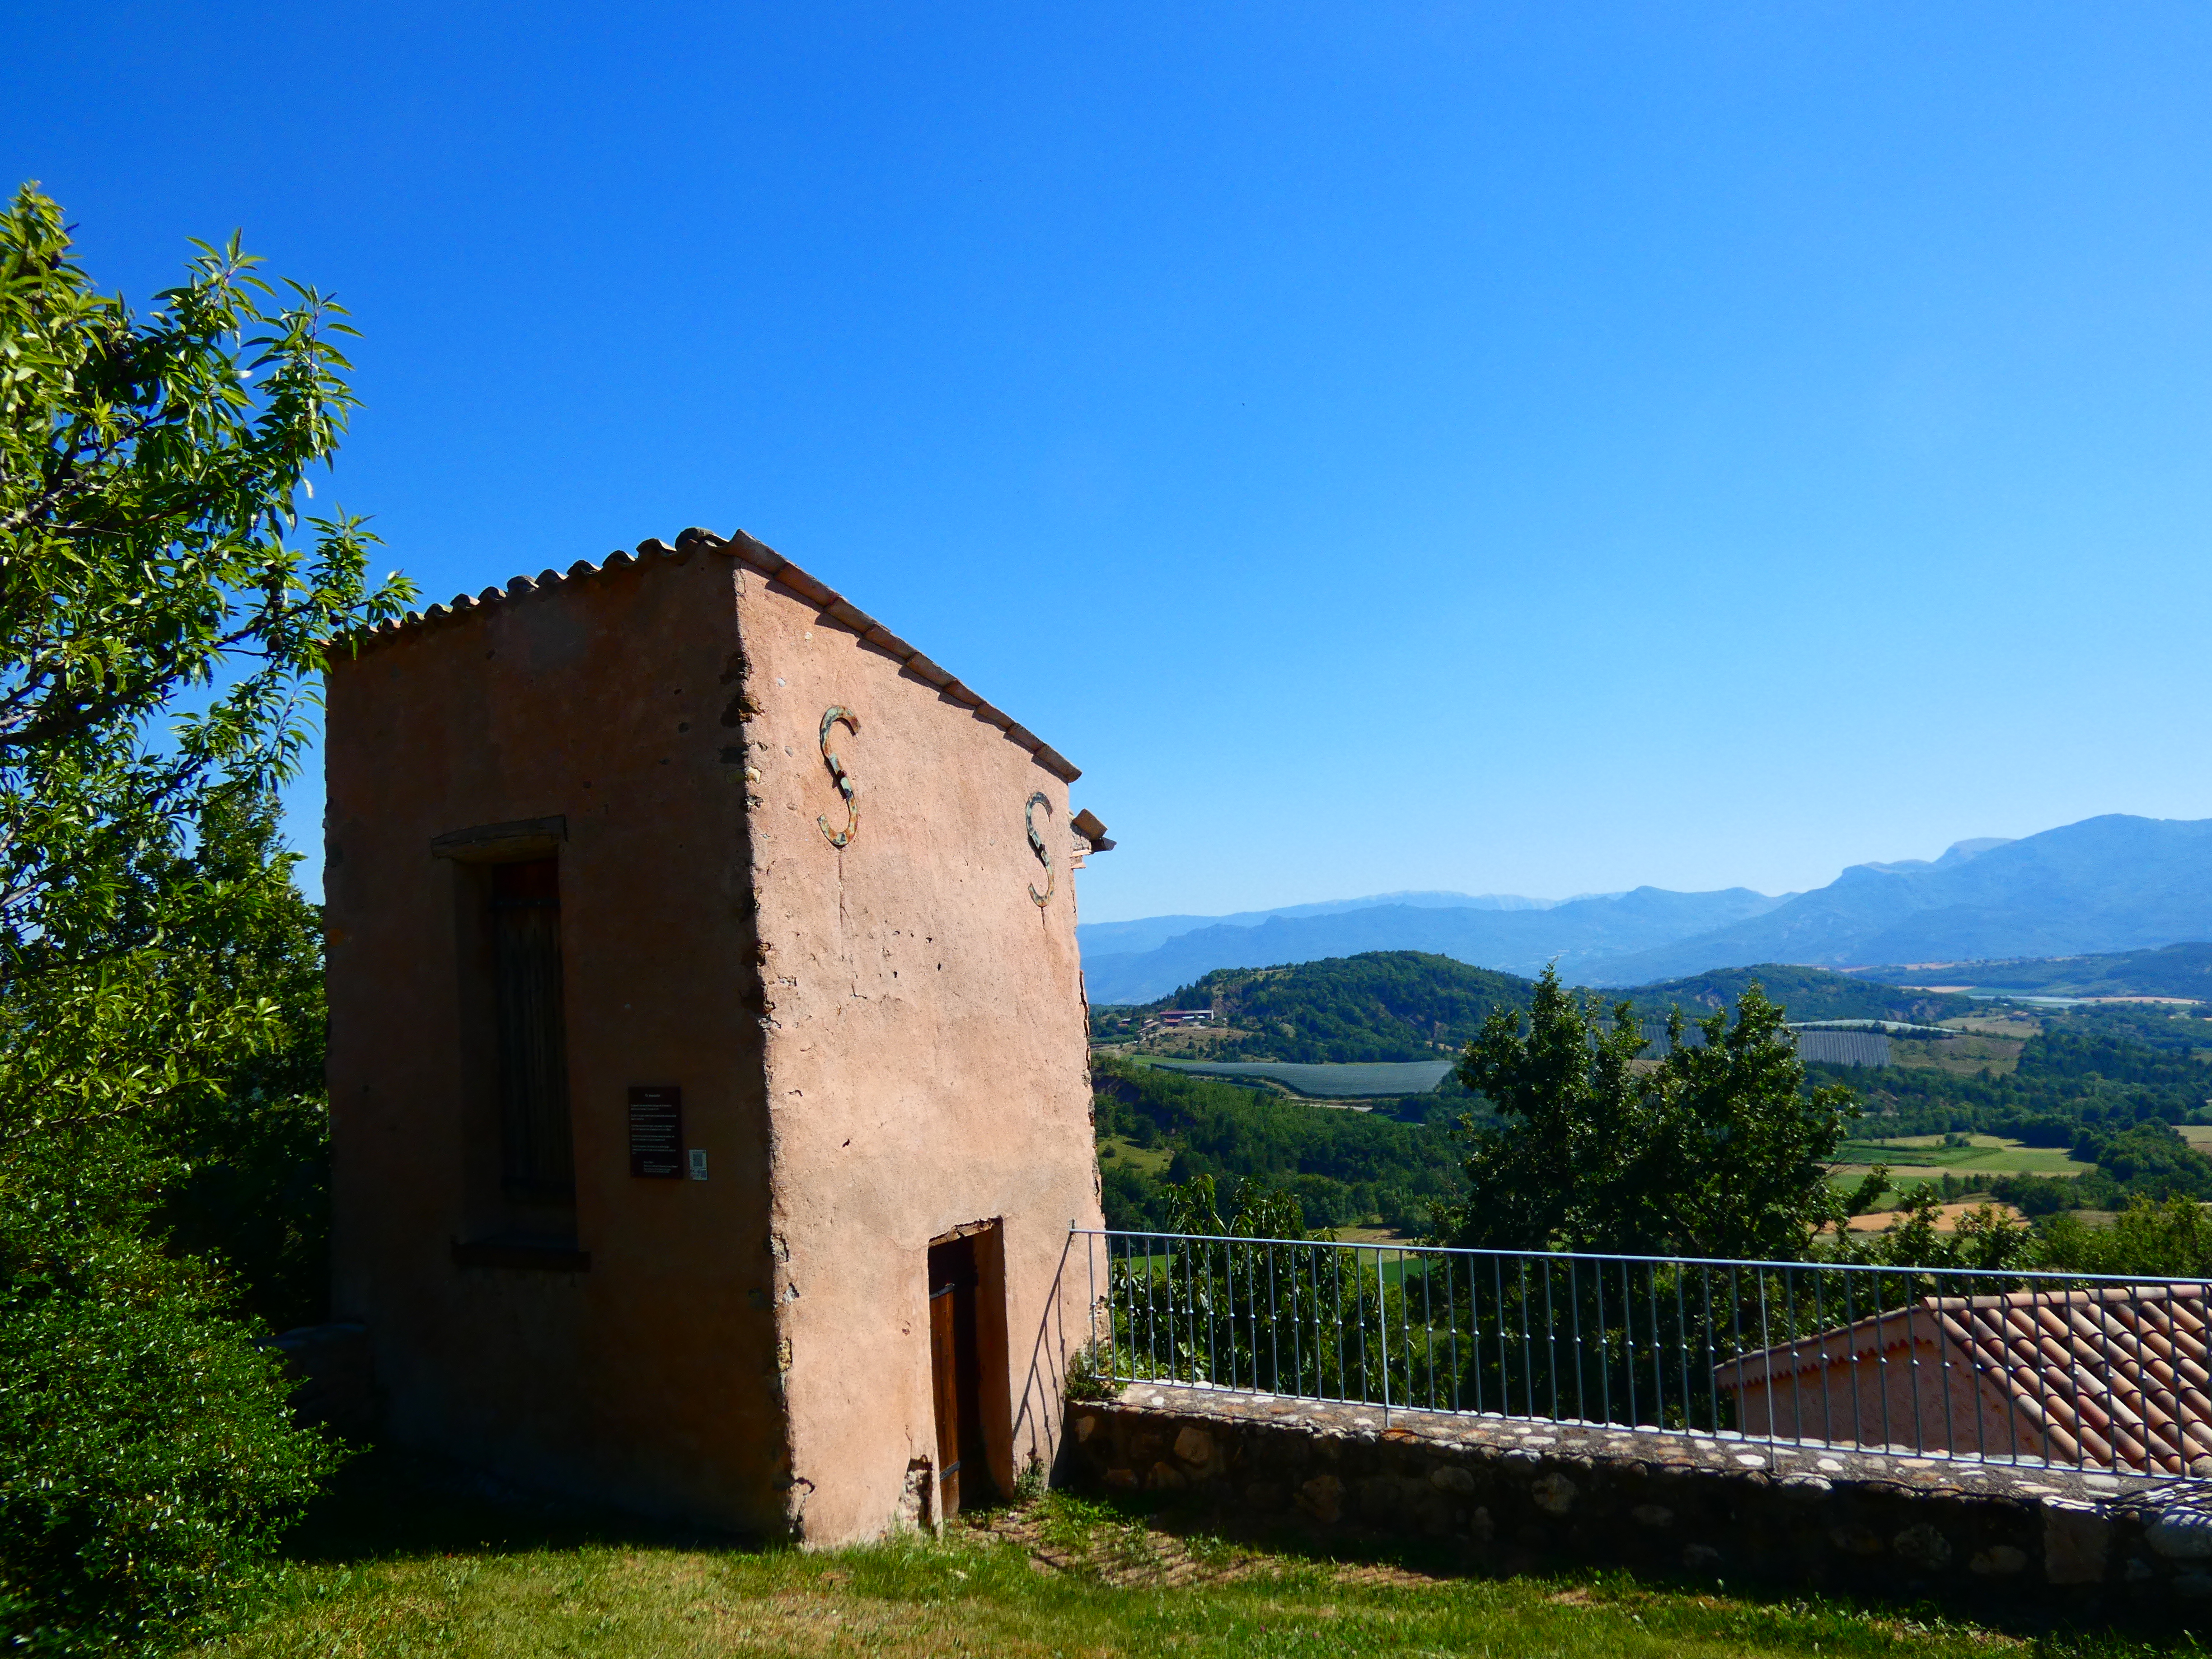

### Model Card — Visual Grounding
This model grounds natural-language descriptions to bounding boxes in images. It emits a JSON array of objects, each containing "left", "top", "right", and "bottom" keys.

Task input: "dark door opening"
[{"left": 927, "top": 1233, "right": 997, "bottom": 1518}]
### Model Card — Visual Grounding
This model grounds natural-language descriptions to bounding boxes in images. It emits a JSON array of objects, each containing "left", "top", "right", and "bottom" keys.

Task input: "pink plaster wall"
[
  {"left": 325, "top": 537, "right": 1103, "bottom": 1543},
  {"left": 326, "top": 547, "right": 790, "bottom": 1530},
  {"left": 733, "top": 565, "right": 1103, "bottom": 1544}
]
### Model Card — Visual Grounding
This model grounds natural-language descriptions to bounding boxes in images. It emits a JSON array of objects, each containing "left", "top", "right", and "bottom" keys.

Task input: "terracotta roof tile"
[
  {"left": 340, "top": 527, "right": 1080, "bottom": 783},
  {"left": 1719, "top": 1280, "right": 2212, "bottom": 1476}
]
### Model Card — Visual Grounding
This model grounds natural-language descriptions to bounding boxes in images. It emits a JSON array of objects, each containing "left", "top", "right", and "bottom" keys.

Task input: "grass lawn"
[
  {"left": 1096, "top": 1133, "right": 1174, "bottom": 1177},
  {"left": 1151, "top": 1058, "right": 1457, "bottom": 1097},
  {"left": 1887, "top": 1035, "right": 2026, "bottom": 1076},
  {"left": 200, "top": 1460, "right": 2177, "bottom": 1659},
  {"left": 1831, "top": 1134, "right": 2088, "bottom": 1181}
]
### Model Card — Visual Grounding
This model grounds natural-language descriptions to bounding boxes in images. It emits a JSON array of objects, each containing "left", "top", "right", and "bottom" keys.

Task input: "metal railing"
[{"left": 1075, "top": 1228, "right": 2212, "bottom": 1481}]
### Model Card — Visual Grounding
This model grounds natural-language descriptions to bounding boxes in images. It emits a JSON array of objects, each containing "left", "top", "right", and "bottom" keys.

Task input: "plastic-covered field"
[{"left": 1153, "top": 1059, "right": 1453, "bottom": 1097}]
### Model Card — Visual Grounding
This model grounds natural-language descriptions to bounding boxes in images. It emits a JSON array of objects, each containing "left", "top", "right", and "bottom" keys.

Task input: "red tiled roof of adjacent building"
[{"left": 1718, "top": 1280, "right": 2210, "bottom": 1476}]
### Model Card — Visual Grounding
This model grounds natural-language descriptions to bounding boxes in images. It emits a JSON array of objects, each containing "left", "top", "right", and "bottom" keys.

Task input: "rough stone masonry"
[{"left": 1064, "top": 1385, "right": 2212, "bottom": 1625}]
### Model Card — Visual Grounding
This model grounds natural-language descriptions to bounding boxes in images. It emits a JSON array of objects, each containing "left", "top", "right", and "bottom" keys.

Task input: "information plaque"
[{"left": 628, "top": 1085, "right": 684, "bottom": 1178}]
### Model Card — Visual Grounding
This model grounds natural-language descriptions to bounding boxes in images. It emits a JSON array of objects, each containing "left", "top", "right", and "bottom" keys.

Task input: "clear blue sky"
[{"left": 12, "top": 3, "right": 2212, "bottom": 922}]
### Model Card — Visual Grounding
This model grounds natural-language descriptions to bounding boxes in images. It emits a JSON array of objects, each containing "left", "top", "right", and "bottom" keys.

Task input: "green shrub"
[{"left": 0, "top": 1216, "right": 340, "bottom": 1655}]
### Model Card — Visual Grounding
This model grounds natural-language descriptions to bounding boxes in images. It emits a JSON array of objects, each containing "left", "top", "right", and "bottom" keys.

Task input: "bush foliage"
[{"left": 0, "top": 181, "right": 408, "bottom": 1650}]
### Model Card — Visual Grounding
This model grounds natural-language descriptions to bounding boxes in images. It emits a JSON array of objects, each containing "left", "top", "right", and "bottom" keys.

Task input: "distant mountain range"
[
  {"left": 1081, "top": 886, "right": 1785, "bottom": 1003},
  {"left": 1078, "top": 814, "right": 2212, "bottom": 1004}
]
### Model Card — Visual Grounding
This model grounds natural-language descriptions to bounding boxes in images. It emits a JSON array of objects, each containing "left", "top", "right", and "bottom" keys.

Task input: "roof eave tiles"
[{"left": 332, "top": 526, "right": 1081, "bottom": 784}]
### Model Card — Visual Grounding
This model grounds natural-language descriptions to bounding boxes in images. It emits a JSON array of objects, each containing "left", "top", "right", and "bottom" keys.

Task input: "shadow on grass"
[
  {"left": 279, "top": 1446, "right": 770, "bottom": 1566},
  {"left": 270, "top": 1455, "right": 2195, "bottom": 1656},
  {"left": 1049, "top": 1488, "right": 2202, "bottom": 1654}
]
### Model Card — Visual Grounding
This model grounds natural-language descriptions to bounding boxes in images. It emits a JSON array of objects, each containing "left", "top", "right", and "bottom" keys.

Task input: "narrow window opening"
[{"left": 490, "top": 858, "right": 574, "bottom": 1204}]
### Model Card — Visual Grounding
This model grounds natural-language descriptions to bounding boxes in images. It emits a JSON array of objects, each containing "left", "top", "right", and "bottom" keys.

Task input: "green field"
[
  {"left": 1830, "top": 1133, "right": 2089, "bottom": 1179},
  {"left": 1095, "top": 1134, "right": 1172, "bottom": 1176},
  {"left": 1152, "top": 1058, "right": 1454, "bottom": 1097},
  {"left": 202, "top": 1464, "right": 2140, "bottom": 1659}
]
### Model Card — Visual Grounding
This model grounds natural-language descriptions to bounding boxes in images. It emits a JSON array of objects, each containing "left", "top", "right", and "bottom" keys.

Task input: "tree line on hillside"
[
  {"left": 1093, "top": 1059, "right": 1465, "bottom": 1234},
  {"left": 1807, "top": 1001, "right": 2212, "bottom": 1216},
  {"left": 1097, "top": 966, "right": 2212, "bottom": 1278},
  {"left": 1090, "top": 951, "right": 1977, "bottom": 1064}
]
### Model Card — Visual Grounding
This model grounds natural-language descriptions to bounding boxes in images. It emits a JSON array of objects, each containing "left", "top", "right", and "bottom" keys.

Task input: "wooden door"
[
  {"left": 928, "top": 1234, "right": 994, "bottom": 1518},
  {"left": 928, "top": 1273, "right": 962, "bottom": 1518}
]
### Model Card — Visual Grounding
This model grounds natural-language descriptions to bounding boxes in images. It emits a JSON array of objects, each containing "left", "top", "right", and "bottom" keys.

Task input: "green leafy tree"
[
  {"left": 1440, "top": 967, "right": 1648, "bottom": 1251},
  {"left": 1443, "top": 968, "right": 1857, "bottom": 1258},
  {"left": 0, "top": 181, "right": 411, "bottom": 1653}
]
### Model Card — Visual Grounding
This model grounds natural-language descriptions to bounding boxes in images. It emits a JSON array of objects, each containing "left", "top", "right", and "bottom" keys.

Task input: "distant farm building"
[{"left": 1148, "top": 1009, "right": 1215, "bottom": 1030}]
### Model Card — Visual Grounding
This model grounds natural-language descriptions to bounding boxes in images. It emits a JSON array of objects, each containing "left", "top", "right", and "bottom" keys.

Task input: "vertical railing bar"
[
  {"left": 1506, "top": 1256, "right": 1520, "bottom": 1419},
  {"left": 1091, "top": 1231, "right": 1102, "bottom": 1387},
  {"left": 1936, "top": 1272, "right": 1957, "bottom": 1464},
  {"left": 1676, "top": 1265, "right": 1691, "bottom": 1438},
  {"left": 1628, "top": 1256, "right": 1645, "bottom": 1433},
  {"left": 1755, "top": 1263, "right": 1776, "bottom": 1459},
  {"left": 1239, "top": 1238, "right": 1253, "bottom": 1394},
  {"left": 1161, "top": 1233, "right": 1175, "bottom": 1384},
  {"left": 1384, "top": 1246, "right": 1396, "bottom": 1421},
  {"left": 1644, "top": 1263, "right": 1659, "bottom": 1430},
  {"left": 1243, "top": 1238, "right": 1257, "bottom": 1393},
  {"left": 1727, "top": 1265, "right": 1744, "bottom": 1440},
  {"left": 2029, "top": 1276, "right": 2054, "bottom": 1471},
  {"left": 1203, "top": 1232, "right": 1216, "bottom": 1388},
  {"left": 1425, "top": 1250, "right": 1438, "bottom": 1412},
  {"left": 1178, "top": 1232, "right": 1193, "bottom": 1385},
  {"left": 1448, "top": 1253, "right": 1463, "bottom": 1414},
  {"left": 1600, "top": 1255, "right": 1615, "bottom": 1425},
  {"left": 1842, "top": 1263, "right": 1862, "bottom": 1457},
  {"left": 1267, "top": 1242, "right": 1282, "bottom": 1398},
  {"left": 1702, "top": 1265, "right": 1718, "bottom": 1437},
  {"left": 1131, "top": 1234, "right": 1142, "bottom": 1385},
  {"left": 1996, "top": 1273, "right": 2019, "bottom": 1467},
  {"left": 2099, "top": 1283, "right": 2124, "bottom": 1476},
  {"left": 1876, "top": 1265, "right": 1898, "bottom": 1455},
  {"left": 1334, "top": 1247, "right": 1347, "bottom": 1405},
  {"left": 1811, "top": 1263, "right": 1828, "bottom": 1449},
  {"left": 1543, "top": 1257, "right": 1560, "bottom": 1424},
  {"left": 1150, "top": 1238, "right": 1168, "bottom": 1389},
  {"left": 1570, "top": 1256, "right": 1586, "bottom": 1424},
  {"left": 1129, "top": 1234, "right": 1141, "bottom": 1383},
  {"left": 2083, "top": 1280, "right": 2109, "bottom": 1474},
  {"left": 1120, "top": 1233, "right": 1133, "bottom": 1381},
  {"left": 1354, "top": 1247, "right": 1368, "bottom": 1406},
  {"left": 1780, "top": 1266, "right": 1798, "bottom": 1447},
  {"left": 1903, "top": 1266, "right": 1925, "bottom": 1457},
  {"left": 1969, "top": 1272, "right": 1992, "bottom": 1466}
]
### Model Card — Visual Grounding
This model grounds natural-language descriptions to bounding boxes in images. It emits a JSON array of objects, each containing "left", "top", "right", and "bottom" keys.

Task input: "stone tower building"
[{"left": 323, "top": 526, "right": 1109, "bottom": 1543}]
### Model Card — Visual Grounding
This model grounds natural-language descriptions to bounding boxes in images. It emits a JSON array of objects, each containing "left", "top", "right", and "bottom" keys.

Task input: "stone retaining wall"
[{"left": 1062, "top": 1385, "right": 2212, "bottom": 1625}]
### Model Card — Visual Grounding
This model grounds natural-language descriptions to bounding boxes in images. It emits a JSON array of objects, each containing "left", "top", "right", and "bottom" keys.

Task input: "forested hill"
[
  {"left": 1845, "top": 941, "right": 2212, "bottom": 1000},
  {"left": 1154, "top": 952, "right": 1536, "bottom": 1062},
  {"left": 1096, "top": 951, "right": 1958, "bottom": 1064},
  {"left": 1619, "top": 966, "right": 1974, "bottom": 1029}
]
